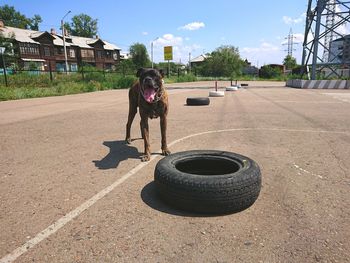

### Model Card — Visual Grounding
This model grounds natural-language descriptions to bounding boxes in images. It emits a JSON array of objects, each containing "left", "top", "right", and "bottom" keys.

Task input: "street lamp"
[
  {"left": 151, "top": 37, "right": 159, "bottom": 68},
  {"left": 61, "top": 10, "right": 71, "bottom": 74}
]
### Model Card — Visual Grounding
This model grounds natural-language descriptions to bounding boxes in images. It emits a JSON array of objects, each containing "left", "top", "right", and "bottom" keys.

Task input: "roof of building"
[
  {"left": 332, "top": 34, "right": 350, "bottom": 42},
  {"left": 0, "top": 26, "right": 41, "bottom": 44},
  {"left": 190, "top": 54, "right": 207, "bottom": 63},
  {"left": 0, "top": 25, "right": 120, "bottom": 50}
]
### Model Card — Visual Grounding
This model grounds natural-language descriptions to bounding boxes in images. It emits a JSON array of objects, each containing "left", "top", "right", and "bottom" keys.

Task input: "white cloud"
[
  {"left": 283, "top": 13, "right": 305, "bottom": 25},
  {"left": 241, "top": 39, "right": 304, "bottom": 65},
  {"left": 179, "top": 22, "right": 205, "bottom": 31},
  {"left": 242, "top": 42, "right": 280, "bottom": 54},
  {"left": 142, "top": 32, "right": 148, "bottom": 36},
  {"left": 293, "top": 33, "right": 304, "bottom": 43},
  {"left": 154, "top": 34, "right": 183, "bottom": 46},
  {"left": 151, "top": 34, "right": 201, "bottom": 63},
  {"left": 241, "top": 41, "right": 284, "bottom": 65}
]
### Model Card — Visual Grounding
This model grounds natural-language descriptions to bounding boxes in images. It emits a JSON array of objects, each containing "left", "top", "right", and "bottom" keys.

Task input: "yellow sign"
[{"left": 164, "top": 46, "right": 173, "bottom": 61}]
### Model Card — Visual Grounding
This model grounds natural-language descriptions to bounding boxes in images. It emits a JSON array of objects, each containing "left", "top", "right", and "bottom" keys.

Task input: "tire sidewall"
[
  {"left": 155, "top": 150, "right": 260, "bottom": 187},
  {"left": 186, "top": 97, "right": 210, "bottom": 106}
]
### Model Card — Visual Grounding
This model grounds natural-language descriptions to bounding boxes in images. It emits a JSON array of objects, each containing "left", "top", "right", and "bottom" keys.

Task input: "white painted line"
[
  {"left": 0, "top": 155, "right": 160, "bottom": 263},
  {"left": 1, "top": 127, "right": 349, "bottom": 263},
  {"left": 293, "top": 164, "right": 323, "bottom": 179}
]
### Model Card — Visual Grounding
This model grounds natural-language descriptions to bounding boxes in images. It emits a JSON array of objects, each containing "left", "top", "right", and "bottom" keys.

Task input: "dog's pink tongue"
[{"left": 144, "top": 88, "right": 156, "bottom": 103}]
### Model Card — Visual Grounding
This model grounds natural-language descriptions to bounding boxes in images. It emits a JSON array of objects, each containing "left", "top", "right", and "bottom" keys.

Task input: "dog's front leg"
[
  {"left": 140, "top": 117, "right": 151, "bottom": 162},
  {"left": 160, "top": 115, "right": 171, "bottom": 156},
  {"left": 125, "top": 106, "right": 137, "bottom": 144}
]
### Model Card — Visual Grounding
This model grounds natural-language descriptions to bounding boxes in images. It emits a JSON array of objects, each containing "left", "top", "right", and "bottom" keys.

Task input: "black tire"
[
  {"left": 241, "top": 83, "right": 249, "bottom": 87},
  {"left": 154, "top": 150, "right": 261, "bottom": 214},
  {"left": 186, "top": 97, "right": 210, "bottom": 106}
]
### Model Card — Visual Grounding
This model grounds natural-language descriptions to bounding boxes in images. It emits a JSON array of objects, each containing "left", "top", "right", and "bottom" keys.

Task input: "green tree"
[
  {"left": 200, "top": 45, "right": 243, "bottom": 78},
  {"left": 64, "top": 14, "right": 98, "bottom": 38},
  {"left": 259, "top": 65, "right": 282, "bottom": 79},
  {"left": 0, "top": 32, "right": 18, "bottom": 68},
  {"left": 29, "top": 15, "right": 42, "bottom": 31},
  {"left": 0, "top": 4, "right": 42, "bottom": 30},
  {"left": 283, "top": 55, "right": 297, "bottom": 70},
  {"left": 119, "top": 59, "right": 136, "bottom": 75},
  {"left": 129, "top": 43, "right": 151, "bottom": 69}
]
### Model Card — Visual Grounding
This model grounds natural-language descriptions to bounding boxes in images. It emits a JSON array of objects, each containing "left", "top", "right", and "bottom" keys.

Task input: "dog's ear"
[
  {"left": 136, "top": 68, "right": 145, "bottom": 78},
  {"left": 159, "top": 69, "right": 165, "bottom": 78}
]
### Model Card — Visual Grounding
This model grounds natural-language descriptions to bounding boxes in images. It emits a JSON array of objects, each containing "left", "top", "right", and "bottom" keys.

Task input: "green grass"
[
  {"left": 2, "top": 71, "right": 316, "bottom": 101},
  {"left": 0, "top": 73, "right": 137, "bottom": 101}
]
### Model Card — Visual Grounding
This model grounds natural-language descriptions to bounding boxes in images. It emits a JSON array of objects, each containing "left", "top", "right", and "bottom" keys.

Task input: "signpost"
[{"left": 164, "top": 46, "right": 173, "bottom": 77}]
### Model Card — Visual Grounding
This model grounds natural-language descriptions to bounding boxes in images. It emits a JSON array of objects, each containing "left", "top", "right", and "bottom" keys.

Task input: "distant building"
[
  {"left": 0, "top": 20, "right": 121, "bottom": 71},
  {"left": 190, "top": 54, "right": 207, "bottom": 68},
  {"left": 328, "top": 35, "right": 350, "bottom": 64},
  {"left": 120, "top": 52, "right": 130, "bottom": 60},
  {"left": 242, "top": 59, "right": 258, "bottom": 76}
]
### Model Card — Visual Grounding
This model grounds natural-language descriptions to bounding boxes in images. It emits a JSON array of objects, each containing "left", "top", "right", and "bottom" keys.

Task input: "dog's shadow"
[{"left": 93, "top": 139, "right": 141, "bottom": 170}]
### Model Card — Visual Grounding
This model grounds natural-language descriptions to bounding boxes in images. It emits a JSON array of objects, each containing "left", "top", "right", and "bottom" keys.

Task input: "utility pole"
[
  {"left": 151, "top": 37, "right": 159, "bottom": 69},
  {"left": 61, "top": 11, "right": 71, "bottom": 74}
]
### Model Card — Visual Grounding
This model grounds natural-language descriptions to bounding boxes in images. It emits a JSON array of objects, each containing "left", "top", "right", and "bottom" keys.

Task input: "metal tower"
[
  {"left": 284, "top": 28, "right": 297, "bottom": 56},
  {"left": 322, "top": 0, "right": 336, "bottom": 61},
  {"left": 301, "top": 0, "right": 350, "bottom": 79}
]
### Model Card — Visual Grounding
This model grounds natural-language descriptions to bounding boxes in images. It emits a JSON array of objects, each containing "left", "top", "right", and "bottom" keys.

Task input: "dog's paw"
[
  {"left": 141, "top": 154, "right": 151, "bottom": 162},
  {"left": 162, "top": 149, "right": 171, "bottom": 156}
]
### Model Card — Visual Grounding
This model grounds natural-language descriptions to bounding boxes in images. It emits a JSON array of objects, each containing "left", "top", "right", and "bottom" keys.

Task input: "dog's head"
[{"left": 137, "top": 68, "right": 165, "bottom": 103}]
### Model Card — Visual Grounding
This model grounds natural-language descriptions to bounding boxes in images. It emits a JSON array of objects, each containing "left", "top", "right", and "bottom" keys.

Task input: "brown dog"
[{"left": 125, "top": 68, "right": 170, "bottom": 161}]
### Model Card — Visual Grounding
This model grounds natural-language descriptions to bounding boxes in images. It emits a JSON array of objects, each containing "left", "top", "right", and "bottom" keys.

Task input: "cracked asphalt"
[{"left": 0, "top": 81, "right": 349, "bottom": 263}]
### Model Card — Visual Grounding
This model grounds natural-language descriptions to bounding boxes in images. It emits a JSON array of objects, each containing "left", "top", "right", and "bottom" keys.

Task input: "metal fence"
[
  {"left": 0, "top": 65, "right": 194, "bottom": 87},
  {"left": 0, "top": 66, "right": 138, "bottom": 87}
]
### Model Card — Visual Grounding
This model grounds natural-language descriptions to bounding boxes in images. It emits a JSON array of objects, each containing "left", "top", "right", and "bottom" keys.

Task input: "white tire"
[
  {"left": 226, "top": 86, "right": 238, "bottom": 91},
  {"left": 209, "top": 91, "right": 225, "bottom": 97}
]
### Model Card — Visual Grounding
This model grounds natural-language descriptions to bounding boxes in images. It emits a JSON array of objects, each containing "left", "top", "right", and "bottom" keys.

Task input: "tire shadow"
[
  {"left": 93, "top": 139, "right": 141, "bottom": 170},
  {"left": 141, "top": 182, "right": 219, "bottom": 217}
]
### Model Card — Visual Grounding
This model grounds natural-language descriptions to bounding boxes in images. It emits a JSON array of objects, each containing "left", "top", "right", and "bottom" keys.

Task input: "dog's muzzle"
[{"left": 141, "top": 78, "right": 161, "bottom": 103}]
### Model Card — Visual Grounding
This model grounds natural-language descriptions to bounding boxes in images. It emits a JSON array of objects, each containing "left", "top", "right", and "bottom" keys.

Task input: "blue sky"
[{"left": 2, "top": 0, "right": 311, "bottom": 66}]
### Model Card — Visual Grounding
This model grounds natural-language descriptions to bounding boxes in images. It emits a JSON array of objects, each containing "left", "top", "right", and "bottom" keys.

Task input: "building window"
[
  {"left": 105, "top": 51, "right": 112, "bottom": 59},
  {"left": 70, "top": 63, "right": 78, "bottom": 72},
  {"left": 23, "top": 61, "right": 44, "bottom": 70},
  {"left": 56, "top": 62, "right": 65, "bottom": 72},
  {"left": 97, "top": 50, "right": 104, "bottom": 59},
  {"left": 43, "top": 46, "right": 50, "bottom": 56},
  {"left": 69, "top": 49, "right": 75, "bottom": 58},
  {"left": 55, "top": 47, "right": 64, "bottom": 55},
  {"left": 81, "top": 49, "right": 94, "bottom": 58},
  {"left": 19, "top": 43, "right": 40, "bottom": 55}
]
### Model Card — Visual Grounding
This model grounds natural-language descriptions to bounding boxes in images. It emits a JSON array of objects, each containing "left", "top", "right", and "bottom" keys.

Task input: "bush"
[
  {"left": 176, "top": 73, "right": 197, "bottom": 82},
  {"left": 259, "top": 66, "right": 282, "bottom": 79},
  {"left": 115, "top": 76, "right": 137, "bottom": 89}
]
